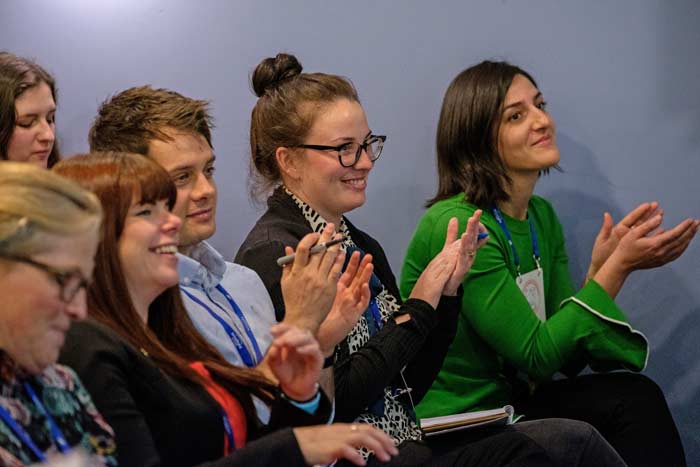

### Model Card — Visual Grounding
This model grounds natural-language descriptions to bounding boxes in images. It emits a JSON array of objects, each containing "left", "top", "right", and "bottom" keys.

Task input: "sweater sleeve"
[
  {"left": 197, "top": 428, "right": 307, "bottom": 467},
  {"left": 332, "top": 298, "right": 441, "bottom": 421},
  {"left": 398, "top": 292, "right": 461, "bottom": 404}
]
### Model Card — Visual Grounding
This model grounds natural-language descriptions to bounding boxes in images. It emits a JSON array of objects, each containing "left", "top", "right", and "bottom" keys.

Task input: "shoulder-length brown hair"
[
  {"left": 0, "top": 52, "right": 61, "bottom": 167},
  {"left": 53, "top": 152, "right": 274, "bottom": 421},
  {"left": 428, "top": 60, "right": 538, "bottom": 209}
]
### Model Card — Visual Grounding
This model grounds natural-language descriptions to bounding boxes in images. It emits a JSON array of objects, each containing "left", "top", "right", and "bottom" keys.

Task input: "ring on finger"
[{"left": 467, "top": 251, "right": 476, "bottom": 257}]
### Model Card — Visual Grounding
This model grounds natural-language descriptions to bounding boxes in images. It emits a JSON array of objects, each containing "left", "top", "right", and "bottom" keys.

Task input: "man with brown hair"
[{"left": 89, "top": 86, "right": 279, "bottom": 378}]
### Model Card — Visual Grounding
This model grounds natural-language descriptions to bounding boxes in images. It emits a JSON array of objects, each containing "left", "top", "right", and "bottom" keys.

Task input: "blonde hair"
[{"left": 0, "top": 161, "right": 102, "bottom": 256}]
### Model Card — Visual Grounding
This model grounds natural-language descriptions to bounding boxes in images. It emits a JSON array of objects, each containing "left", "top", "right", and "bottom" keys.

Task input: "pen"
[{"left": 276, "top": 236, "right": 347, "bottom": 266}]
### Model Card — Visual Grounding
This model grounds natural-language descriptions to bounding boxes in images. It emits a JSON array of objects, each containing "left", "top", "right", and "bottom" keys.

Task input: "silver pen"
[{"left": 276, "top": 236, "right": 346, "bottom": 266}]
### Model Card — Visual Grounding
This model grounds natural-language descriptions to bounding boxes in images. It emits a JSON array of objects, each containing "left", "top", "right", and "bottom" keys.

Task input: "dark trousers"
[
  {"left": 336, "top": 429, "right": 553, "bottom": 467},
  {"left": 516, "top": 372, "right": 686, "bottom": 467}
]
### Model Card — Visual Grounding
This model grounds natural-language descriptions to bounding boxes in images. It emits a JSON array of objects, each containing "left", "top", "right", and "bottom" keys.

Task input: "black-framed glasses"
[
  {"left": 296, "top": 135, "right": 386, "bottom": 168},
  {"left": 1, "top": 254, "right": 89, "bottom": 303}
]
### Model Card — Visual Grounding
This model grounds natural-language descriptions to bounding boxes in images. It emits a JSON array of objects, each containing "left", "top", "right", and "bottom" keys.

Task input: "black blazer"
[
  {"left": 235, "top": 187, "right": 462, "bottom": 422},
  {"left": 60, "top": 319, "right": 329, "bottom": 467}
]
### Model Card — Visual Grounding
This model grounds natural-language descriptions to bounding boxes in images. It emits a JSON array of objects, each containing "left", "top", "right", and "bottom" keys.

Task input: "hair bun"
[{"left": 251, "top": 53, "right": 303, "bottom": 97}]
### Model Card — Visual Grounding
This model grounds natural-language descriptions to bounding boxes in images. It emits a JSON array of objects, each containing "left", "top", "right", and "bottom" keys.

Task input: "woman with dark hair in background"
[
  {"left": 55, "top": 152, "right": 398, "bottom": 467},
  {"left": 0, "top": 162, "right": 115, "bottom": 465},
  {"left": 0, "top": 52, "right": 61, "bottom": 168},
  {"left": 400, "top": 60, "right": 697, "bottom": 467},
  {"left": 237, "top": 52, "right": 626, "bottom": 467}
]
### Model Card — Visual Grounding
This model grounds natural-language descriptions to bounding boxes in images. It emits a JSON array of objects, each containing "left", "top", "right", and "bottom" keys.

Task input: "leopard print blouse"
[{"left": 285, "top": 188, "right": 423, "bottom": 457}]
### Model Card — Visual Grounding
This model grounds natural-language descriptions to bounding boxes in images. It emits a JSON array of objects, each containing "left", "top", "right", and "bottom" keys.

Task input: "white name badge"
[{"left": 516, "top": 268, "right": 546, "bottom": 321}]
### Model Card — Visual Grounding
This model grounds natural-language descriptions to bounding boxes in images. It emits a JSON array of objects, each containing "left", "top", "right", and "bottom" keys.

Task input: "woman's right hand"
[
  {"left": 608, "top": 213, "right": 698, "bottom": 273},
  {"left": 587, "top": 202, "right": 661, "bottom": 280},
  {"left": 293, "top": 423, "right": 398, "bottom": 466},
  {"left": 594, "top": 212, "right": 699, "bottom": 298},
  {"left": 282, "top": 224, "right": 345, "bottom": 333}
]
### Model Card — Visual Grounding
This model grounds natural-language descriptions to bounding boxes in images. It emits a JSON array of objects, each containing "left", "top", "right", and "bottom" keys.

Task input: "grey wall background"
[{"left": 2, "top": 0, "right": 699, "bottom": 462}]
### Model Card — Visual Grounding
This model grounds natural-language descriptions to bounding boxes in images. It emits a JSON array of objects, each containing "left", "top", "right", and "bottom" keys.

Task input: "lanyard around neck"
[
  {"left": 344, "top": 245, "right": 384, "bottom": 334},
  {"left": 0, "top": 381, "right": 71, "bottom": 462},
  {"left": 491, "top": 206, "right": 541, "bottom": 276},
  {"left": 182, "top": 284, "right": 263, "bottom": 367},
  {"left": 221, "top": 408, "right": 236, "bottom": 453}
]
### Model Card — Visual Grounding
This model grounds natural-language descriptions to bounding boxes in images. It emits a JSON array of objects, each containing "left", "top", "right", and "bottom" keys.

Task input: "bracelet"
[{"left": 281, "top": 382, "right": 320, "bottom": 404}]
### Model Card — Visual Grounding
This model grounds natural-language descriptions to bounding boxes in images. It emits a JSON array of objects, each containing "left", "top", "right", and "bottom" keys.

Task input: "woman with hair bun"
[
  {"left": 0, "top": 52, "right": 61, "bottom": 168},
  {"left": 237, "top": 53, "right": 626, "bottom": 467}
]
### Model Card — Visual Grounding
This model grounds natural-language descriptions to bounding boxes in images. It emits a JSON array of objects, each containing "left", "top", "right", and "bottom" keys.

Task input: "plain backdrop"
[{"left": 2, "top": 0, "right": 698, "bottom": 462}]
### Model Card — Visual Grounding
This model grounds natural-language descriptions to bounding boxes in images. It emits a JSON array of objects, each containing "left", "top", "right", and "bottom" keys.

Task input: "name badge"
[{"left": 516, "top": 267, "right": 546, "bottom": 321}]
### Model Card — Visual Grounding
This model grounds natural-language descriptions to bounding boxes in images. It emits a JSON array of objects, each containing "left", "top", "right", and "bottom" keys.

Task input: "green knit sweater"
[{"left": 400, "top": 193, "right": 648, "bottom": 419}]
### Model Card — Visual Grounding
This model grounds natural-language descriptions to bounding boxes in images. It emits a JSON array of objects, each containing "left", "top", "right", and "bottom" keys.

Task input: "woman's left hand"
[
  {"left": 317, "top": 251, "right": 373, "bottom": 357},
  {"left": 267, "top": 323, "right": 323, "bottom": 402},
  {"left": 443, "top": 210, "right": 488, "bottom": 296},
  {"left": 587, "top": 202, "right": 660, "bottom": 279}
]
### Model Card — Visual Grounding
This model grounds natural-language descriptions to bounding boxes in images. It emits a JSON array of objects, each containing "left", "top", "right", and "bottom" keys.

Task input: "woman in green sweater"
[{"left": 400, "top": 60, "right": 697, "bottom": 467}]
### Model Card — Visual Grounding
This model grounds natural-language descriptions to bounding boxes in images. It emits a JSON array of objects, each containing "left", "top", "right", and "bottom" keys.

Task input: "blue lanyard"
[
  {"left": 220, "top": 408, "right": 236, "bottom": 452},
  {"left": 0, "top": 381, "right": 71, "bottom": 462},
  {"left": 367, "top": 299, "right": 383, "bottom": 335},
  {"left": 491, "top": 207, "right": 541, "bottom": 276},
  {"left": 182, "top": 284, "right": 263, "bottom": 367},
  {"left": 344, "top": 245, "right": 384, "bottom": 335}
]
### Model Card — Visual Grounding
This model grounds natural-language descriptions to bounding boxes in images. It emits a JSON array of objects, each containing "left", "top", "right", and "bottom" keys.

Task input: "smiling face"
[
  {"left": 0, "top": 228, "right": 98, "bottom": 374},
  {"left": 148, "top": 129, "right": 216, "bottom": 252},
  {"left": 118, "top": 197, "right": 181, "bottom": 310},
  {"left": 286, "top": 99, "right": 374, "bottom": 224},
  {"left": 6, "top": 82, "right": 56, "bottom": 168},
  {"left": 497, "top": 74, "right": 560, "bottom": 179}
]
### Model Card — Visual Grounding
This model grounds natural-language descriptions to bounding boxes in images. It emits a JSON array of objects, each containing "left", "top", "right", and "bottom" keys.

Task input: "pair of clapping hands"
[
  {"left": 280, "top": 211, "right": 488, "bottom": 359},
  {"left": 587, "top": 202, "right": 699, "bottom": 297}
]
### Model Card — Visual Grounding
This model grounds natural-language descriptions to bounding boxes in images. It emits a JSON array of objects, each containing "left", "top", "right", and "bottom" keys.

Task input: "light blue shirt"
[{"left": 178, "top": 241, "right": 277, "bottom": 421}]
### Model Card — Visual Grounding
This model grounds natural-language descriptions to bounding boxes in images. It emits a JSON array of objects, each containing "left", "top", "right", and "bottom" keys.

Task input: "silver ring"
[{"left": 467, "top": 251, "right": 476, "bottom": 257}]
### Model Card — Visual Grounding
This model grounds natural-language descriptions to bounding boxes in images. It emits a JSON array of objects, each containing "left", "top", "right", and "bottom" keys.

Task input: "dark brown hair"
[
  {"left": 249, "top": 53, "right": 359, "bottom": 199},
  {"left": 88, "top": 85, "right": 214, "bottom": 155},
  {"left": 53, "top": 152, "right": 274, "bottom": 422},
  {"left": 428, "top": 60, "right": 539, "bottom": 208},
  {"left": 0, "top": 52, "right": 61, "bottom": 167}
]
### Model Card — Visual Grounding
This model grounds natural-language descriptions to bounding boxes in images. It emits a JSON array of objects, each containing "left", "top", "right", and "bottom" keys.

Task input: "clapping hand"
[
  {"left": 588, "top": 202, "right": 661, "bottom": 279},
  {"left": 267, "top": 323, "right": 323, "bottom": 402},
  {"left": 443, "top": 210, "right": 488, "bottom": 296},
  {"left": 410, "top": 212, "right": 488, "bottom": 308},
  {"left": 281, "top": 223, "right": 345, "bottom": 334},
  {"left": 607, "top": 212, "right": 698, "bottom": 273},
  {"left": 317, "top": 251, "right": 373, "bottom": 357}
]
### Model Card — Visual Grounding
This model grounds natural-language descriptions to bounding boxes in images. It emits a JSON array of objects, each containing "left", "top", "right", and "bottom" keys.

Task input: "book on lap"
[{"left": 420, "top": 405, "right": 515, "bottom": 437}]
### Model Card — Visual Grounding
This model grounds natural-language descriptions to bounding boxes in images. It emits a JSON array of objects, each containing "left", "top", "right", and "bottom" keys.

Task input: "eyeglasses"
[
  {"left": 296, "top": 135, "right": 387, "bottom": 168},
  {"left": 1, "top": 254, "right": 89, "bottom": 303}
]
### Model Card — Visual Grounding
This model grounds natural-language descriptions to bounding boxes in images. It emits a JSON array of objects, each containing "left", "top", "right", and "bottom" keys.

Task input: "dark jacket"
[
  {"left": 60, "top": 319, "right": 329, "bottom": 467},
  {"left": 235, "top": 187, "right": 461, "bottom": 422}
]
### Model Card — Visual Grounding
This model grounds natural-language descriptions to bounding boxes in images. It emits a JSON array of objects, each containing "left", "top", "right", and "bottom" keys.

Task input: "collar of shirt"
[{"left": 177, "top": 241, "right": 226, "bottom": 291}]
